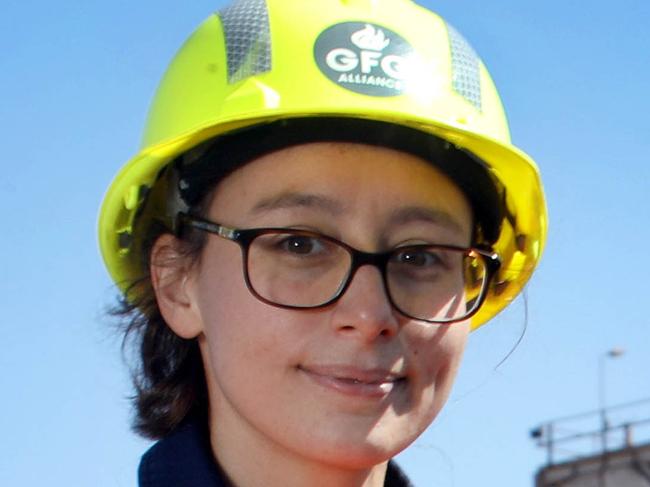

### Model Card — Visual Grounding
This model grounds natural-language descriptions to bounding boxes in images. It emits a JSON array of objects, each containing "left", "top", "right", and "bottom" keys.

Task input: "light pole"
[
  {"left": 597, "top": 347, "right": 625, "bottom": 487},
  {"left": 599, "top": 347, "right": 625, "bottom": 426}
]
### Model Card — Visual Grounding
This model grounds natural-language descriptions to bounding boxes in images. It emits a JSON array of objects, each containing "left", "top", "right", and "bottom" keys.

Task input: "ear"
[{"left": 150, "top": 233, "right": 203, "bottom": 339}]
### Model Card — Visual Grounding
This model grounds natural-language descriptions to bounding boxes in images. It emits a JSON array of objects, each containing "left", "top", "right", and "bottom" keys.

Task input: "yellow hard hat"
[{"left": 98, "top": 0, "right": 547, "bottom": 329}]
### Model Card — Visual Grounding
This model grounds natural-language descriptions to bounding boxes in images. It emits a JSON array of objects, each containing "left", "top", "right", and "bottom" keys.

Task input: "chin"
[{"left": 294, "top": 420, "right": 427, "bottom": 470}]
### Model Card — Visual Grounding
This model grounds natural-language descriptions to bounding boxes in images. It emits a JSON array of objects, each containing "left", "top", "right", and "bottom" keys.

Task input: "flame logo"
[{"left": 351, "top": 24, "right": 391, "bottom": 51}]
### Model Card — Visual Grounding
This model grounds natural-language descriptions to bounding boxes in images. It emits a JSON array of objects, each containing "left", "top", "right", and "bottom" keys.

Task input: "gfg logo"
[{"left": 315, "top": 22, "right": 414, "bottom": 97}]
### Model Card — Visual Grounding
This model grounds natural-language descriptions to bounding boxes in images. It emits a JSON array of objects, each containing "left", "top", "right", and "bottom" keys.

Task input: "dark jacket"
[{"left": 139, "top": 420, "right": 414, "bottom": 486}]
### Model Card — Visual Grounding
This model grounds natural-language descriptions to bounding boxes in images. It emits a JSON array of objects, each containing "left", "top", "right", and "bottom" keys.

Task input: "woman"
[{"left": 99, "top": 1, "right": 547, "bottom": 485}]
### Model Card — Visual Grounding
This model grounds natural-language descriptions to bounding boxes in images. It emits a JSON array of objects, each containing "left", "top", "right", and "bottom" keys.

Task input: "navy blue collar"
[
  {"left": 139, "top": 420, "right": 228, "bottom": 487},
  {"left": 139, "top": 420, "right": 414, "bottom": 486}
]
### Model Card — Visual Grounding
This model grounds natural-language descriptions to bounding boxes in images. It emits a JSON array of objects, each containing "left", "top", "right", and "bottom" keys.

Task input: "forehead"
[{"left": 209, "top": 142, "right": 472, "bottom": 234}]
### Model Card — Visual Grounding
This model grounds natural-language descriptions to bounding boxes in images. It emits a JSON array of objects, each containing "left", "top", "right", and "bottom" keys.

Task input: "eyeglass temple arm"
[{"left": 178, "top": 213, "right": 240, "bottom": 240}]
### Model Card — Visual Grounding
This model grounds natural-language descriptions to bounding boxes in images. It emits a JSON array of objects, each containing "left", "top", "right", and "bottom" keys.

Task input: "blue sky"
[{"left": 1, "top": 0, "right": 649, "bottom": 485}]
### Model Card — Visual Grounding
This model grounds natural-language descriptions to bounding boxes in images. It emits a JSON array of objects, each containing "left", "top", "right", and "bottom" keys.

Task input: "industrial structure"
[{"left": 532, "top": 398, "right": 650, "bottom": 486}]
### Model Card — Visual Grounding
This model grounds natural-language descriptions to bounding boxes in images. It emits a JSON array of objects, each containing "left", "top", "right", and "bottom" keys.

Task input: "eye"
[
  {"left": 254, "top": 232, "right": 339, "bottom": 261},
  {"left": 393, "top": 247, "right": 444, "bottom": 268},
  {"left": 280, "top": 235, "right": 324, "bottom": 255}
]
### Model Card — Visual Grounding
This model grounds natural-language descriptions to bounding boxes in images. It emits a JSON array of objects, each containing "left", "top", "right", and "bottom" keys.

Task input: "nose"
[{"left": 329, "top": 264, "right": 400, "bottom": 342}]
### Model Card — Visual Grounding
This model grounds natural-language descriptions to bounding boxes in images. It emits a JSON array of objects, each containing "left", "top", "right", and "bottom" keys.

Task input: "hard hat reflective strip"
[
  {"left": 218, "top": 0, "right": 272, "bottom": 84},
  {"left": 447, "top": 23, "right": 482, "bottom": 111}
]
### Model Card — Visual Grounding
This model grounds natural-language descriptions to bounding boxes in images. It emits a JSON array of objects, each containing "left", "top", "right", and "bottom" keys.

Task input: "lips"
[{"left": 298, "top": 364, "right": 406, "bottom": 398}]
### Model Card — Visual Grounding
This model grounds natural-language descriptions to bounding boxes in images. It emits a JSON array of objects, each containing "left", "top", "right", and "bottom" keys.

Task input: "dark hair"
[
  {"left": 112, "top": 218, "right": 209, "bottom": 439},
  {"left": 111, "top": 118, "right": 504, "bottom": 439},
  {"left": 111, "top": 126, "right": 253, "bottom": 439}
]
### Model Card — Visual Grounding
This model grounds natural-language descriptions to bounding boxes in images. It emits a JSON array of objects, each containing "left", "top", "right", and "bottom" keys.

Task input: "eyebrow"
[
  {"left": 387, "top": 206, "right": 467, "bottom": 236},
  {"left": 250, "top": 191, "right": 467, "bottom": 235},
  {"left": 250, "top": 191, "right": 345, "bottom": 216}
]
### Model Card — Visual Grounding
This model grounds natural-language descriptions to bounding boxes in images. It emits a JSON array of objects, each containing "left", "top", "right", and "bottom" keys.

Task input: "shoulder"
[
  {"left": 385, "top": 460, "right": 415, "bottom": 487},
  {"left": 138, "top": 420, "right": 230, "bottom": 487}
]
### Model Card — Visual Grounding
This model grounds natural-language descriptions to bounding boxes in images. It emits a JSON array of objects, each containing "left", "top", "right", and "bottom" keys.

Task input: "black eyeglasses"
[{"left": 180, "top": 214, "right": 500, "bottom": 324}]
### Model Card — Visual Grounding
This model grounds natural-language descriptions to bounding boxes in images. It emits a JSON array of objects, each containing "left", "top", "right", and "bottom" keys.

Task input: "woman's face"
[{"left": 178, "top": 142, "right": 472, "bottom": 469}]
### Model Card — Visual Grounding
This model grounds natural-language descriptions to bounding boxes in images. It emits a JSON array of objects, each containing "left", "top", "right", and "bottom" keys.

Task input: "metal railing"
[{"left": 531, "top": 398, "right": 650, "bottom": 466}]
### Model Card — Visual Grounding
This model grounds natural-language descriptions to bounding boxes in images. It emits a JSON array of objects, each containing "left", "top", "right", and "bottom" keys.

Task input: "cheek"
[
  {"left": 408, "top": 322, "right": 469, "bottom": 402},
  {"left": 194, "top": 244, "right": 254, "bottom": 359},
  {"left": 193, "top": 243, "right": 304, "bottom": 381},
  {"left": 361, "top": 323, "right": 469, "bottom": 454}
]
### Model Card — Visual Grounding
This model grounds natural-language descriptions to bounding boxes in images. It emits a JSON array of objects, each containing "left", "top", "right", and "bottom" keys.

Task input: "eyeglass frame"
[{"left": 178, "top": 213, "right": 501, "bottom": 324}]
